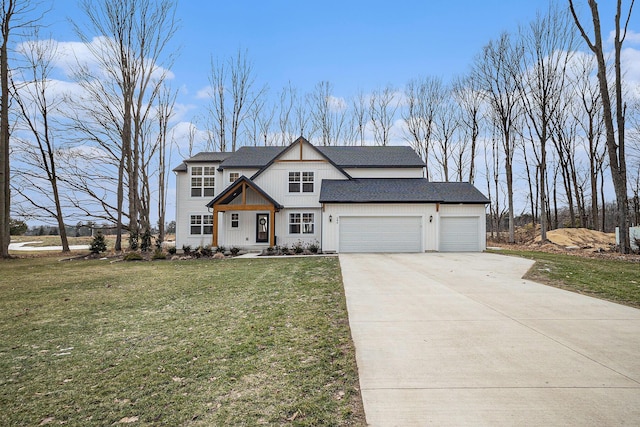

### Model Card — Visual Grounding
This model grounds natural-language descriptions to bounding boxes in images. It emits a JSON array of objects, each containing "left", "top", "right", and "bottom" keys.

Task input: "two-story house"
[{"left": 173, "top": 136, "right": 489, "bottom": 253}]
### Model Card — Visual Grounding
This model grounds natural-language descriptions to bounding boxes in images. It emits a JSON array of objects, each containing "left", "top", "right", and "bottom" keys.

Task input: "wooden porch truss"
[{"left": 207, "top": 177, "right": 282, "bottom": 247}]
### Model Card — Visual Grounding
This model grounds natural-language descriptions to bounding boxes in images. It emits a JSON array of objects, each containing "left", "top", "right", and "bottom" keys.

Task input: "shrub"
[
  {"left": 140, "top": 229, "right": 153, "bottom": 252},
  {"left": 308, "top": 241, "right": 319, "bottom": 254},
  {"left": 293, "top": 241, "right": 304, "bottom": 254},
  {"left": 215, "top": 246, "right": 226, "bottom": 254},
  {"left": 129, "top": 232, "right": 139, "bottom": 250},
  {"left": 89, "top": 231, "right": 107, "bottom": 254},
  {"left": 230, "top": 246, "right": 240, "bottom": 256},
  {"left": 152, "top": 249, "right": 166, "bottom": 260},
  {"left": 266, "top": 246, "right": 275, "bottom": 254},
  {"left": 123, "top": 252, "right": 143, "bottom": 261},
  {"left": 182, "top": 245, "right": 192, "bottom": 255},
  {"left": 167, "top": 246, "right": 177, "bottom": 255},
  {"left": 9, "top": 218, "right": 28, "bottom": 235},
  {"left": 199, "top": 245, "right": 213, "bottom": 257}
]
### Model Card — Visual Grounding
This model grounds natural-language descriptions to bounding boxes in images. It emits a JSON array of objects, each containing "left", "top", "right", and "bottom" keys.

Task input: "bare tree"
[
  {"left": 473, "top": 32, "right": 524, "bottom": 243},
  {"left": 206, "top": 55, "right": 225, "bottom": 151},
  {"left": 452, "top": 73, "right": 483, "bottom": 184},
  {"left": 518, "top": 2, "right": 577, "bottom": 241},
  {"left": 484, "top": 122, "right": 508, "bottom": 238},
  {"left": 276, "top": 82, "right": 295, "bottom": 145},
  {"left": 309, "top": 81, "right": 348, "bottom": 146},
  {"left": 155, "top": 83, "right": 176, "bottom": 244},
  {"left": 72, "top": 0, "right": 178, "bottom": 250},
  {"left": 569, "top": 0, "right": 635, "bottom": 253},
  {"left": 570, "top": 53, "right": 606, "bottom": 229},
  {"left": 350, "top": 90, "right": 368, "bottom": 146},
  {"left": 310, "top": 81, "right": 334, "bottom": 146},
  {"left": 0, "top": 0, "right": 42, "bottom": 258},
  {"left": 258, "top": 101, "right": 276, "bottom": 146},
  {"left": 403, "top": 76, "right": 445, "bottom": 180},
  {"left": 433, "top": 93, "right": 459, "bottom": 181},
  {"left": 369, "top": 85, "right": 398, "bottom": 146},
  {"left": 206, "top": 49, "right": 265, "bottom": 151},
  {"left": 11, "top": 36, "right": 70, "bottom": 251}
]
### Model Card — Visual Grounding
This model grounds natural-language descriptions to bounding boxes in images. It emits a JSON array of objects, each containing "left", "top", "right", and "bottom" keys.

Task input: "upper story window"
[
  {"left": 191, "top": 166, "right": 215, "bottom": 197},
  {"left": 288, "top": 171, "right": 314, "bottom": 193},
  {"left": 229, "top": 172, "right": 240, "bottom": 183}
]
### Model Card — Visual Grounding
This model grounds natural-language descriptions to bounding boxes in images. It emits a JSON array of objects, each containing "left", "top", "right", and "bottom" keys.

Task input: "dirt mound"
[{"left": 534, "top": 228, "right": 615, "bottom": 249}]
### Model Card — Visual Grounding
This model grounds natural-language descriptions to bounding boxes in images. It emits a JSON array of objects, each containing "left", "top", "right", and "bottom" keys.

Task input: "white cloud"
[
  {"left": 609, "top": 29, "right": 640, "bottom": 46},
  {"left": 169, "top": 103, "right": 197, "bottom": 124},
  {"left": 196, "top": 85, "right": 213, "bottom": 99},
  {"left": 170, "top": 121, "right": 210, "bottom": 152},
  {"left": 327, "top": 95, "right": 347, "bottom": 111},
  {"left": 622, "top": 47, "right": 640, "bottom": 88},
  {"left": 17, "top": 36, "right": 174, "bottom": 83}
]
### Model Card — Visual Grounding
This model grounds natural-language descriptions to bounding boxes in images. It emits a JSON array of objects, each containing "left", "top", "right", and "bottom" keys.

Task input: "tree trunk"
[
  {"left": 0, "top": 4, "right": 11, "bottom": 258},
  {"left": 569, "top": 0, "right": 631, "bottom": 252}
]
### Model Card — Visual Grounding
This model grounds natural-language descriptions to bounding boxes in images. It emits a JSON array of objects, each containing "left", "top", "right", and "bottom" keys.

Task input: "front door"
[{"left": 256, "top": 213, "right": 269, "bottom": 243}]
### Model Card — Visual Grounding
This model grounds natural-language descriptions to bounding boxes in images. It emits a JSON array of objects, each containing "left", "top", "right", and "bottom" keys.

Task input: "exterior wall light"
[
  {"left": 329, "top": 215, "right": 333, "bottom": 223},
  {"left": 429, "top": 215, "right": 433, "bottom": 223}
]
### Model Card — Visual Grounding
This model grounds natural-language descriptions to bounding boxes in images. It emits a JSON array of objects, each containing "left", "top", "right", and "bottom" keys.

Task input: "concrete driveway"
[{"left": 339, "top": 252, "right": 640, "bottom": 426}]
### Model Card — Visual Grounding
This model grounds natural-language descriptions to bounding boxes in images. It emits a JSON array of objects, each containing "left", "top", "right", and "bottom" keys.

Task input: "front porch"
[{"left": 207, "top": 176, "right": 283, "bottom": 248}]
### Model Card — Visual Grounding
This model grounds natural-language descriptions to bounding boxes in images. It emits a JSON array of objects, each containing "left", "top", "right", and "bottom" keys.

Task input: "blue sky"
[{"left": 47, "top": 0, "right": 554, "bottom": 115}]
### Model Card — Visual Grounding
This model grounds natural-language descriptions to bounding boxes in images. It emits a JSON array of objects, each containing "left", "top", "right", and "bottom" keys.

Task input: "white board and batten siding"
[
  {"left": 438, "top": 204, "right": 487, "bottom": 252},
  {"left": 322, "top": 204, "right": 439, "bottom": 253}
]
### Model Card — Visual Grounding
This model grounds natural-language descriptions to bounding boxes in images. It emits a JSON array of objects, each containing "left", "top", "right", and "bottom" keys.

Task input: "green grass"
[
  {"left": 489, "top": 249, "right": 640, "bottom": 308},
  {"left": 0, "top": 256, "right": 365, "bottom": 426}
]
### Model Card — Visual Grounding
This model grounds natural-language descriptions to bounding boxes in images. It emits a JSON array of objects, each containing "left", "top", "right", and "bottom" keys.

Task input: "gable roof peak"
[{"left": 249, "top": 136, "right": 351, "bottom": 180}]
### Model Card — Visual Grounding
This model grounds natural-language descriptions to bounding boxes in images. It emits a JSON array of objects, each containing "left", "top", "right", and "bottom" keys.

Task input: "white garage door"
[
  {"left": 440, "top": 216, "right": 480, "bottom": 252},
  {"left": 339, "top": 216, "right": 422, "bottom": 253}
]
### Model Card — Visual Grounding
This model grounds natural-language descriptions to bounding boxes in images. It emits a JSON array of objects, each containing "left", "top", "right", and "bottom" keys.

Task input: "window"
[
  {"left": 302, "top": 172, "right": 314, "bottom": 192},
  {"left": 231, "top": 213, "right": 239, "bottom": 228},
  {"left": 288, "top": 171, "right": 314, "bottom": 193},
  {"left": 229, "top": 172, "right": 240, "bottom": 183},
  {"left": 289, "top": 213, "right": 314, "bottom": 234},
  {"left": 190, "top": 214, "right": 213, "bottom": 235},
  {"left": 191, "top": 166, "right": 215, "bottom": 197},
  {"left": 288, "top": 172, "right": 300, "bottom": 192}
]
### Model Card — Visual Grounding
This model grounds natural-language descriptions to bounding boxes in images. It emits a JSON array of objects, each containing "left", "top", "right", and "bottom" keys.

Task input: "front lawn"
[
  {"left": 489, "top": 249, "right": 640, "bottom": 308},
  {"left": 0, "top": 256, "right": 365, "bottom": 426}
]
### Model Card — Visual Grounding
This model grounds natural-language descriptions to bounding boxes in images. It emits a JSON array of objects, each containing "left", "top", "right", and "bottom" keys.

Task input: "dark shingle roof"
[
  {"left": 218, "top": 146, "right": 286, "bottom": 169},
  {"left": 432, "top": 182, "right": 491, "bottom": 204},
  {"left": 319, "top": 179, "right": 489, "bottom": 204},
  {"left": 175, "top": 144, "right": 426, "bottom": 172},
  {"left": 172, "top": 152, "right": 234, "bottom": 172},
  {"left": 317, "top": 146, "right": 425, "bottom": 168}
]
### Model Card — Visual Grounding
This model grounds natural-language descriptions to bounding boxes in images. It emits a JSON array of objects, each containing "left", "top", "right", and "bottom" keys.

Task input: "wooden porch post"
[{"left": 269, "top": 207, "right": 276, "bottom": 247}]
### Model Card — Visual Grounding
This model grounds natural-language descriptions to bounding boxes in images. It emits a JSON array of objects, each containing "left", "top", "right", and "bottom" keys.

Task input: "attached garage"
[
  {"left": 439, "top": 216, "right": 481, "bottom": 252},
  {"left": 339, "top": 216, "right": 422, "bottom": 253},
  {"left": 319, "top": 179, "right": 489, "bottom": 253}
]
